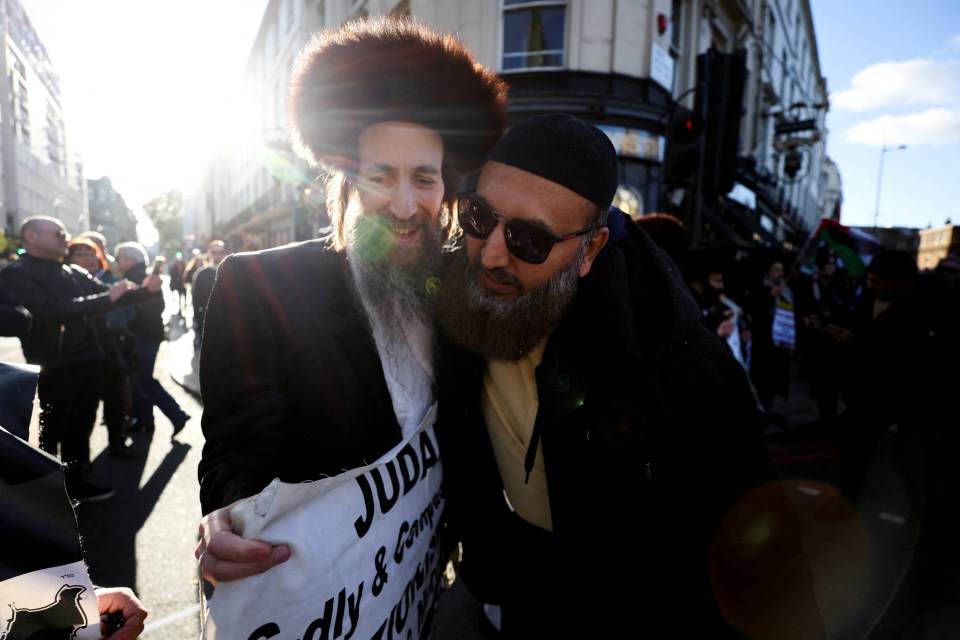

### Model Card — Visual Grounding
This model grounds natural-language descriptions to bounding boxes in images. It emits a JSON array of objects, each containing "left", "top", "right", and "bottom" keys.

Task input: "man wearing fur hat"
[
  {"left": 432, "top": 113, "right": 823, "bottom": 638},
  {"left": 195, "top": 14, "right": 506, "bottom": 587}
]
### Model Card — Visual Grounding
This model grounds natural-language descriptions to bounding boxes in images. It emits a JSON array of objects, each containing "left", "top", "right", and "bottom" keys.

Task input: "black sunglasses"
[{"left": 457, "top": 191, "right": 601, "bottom": 265}]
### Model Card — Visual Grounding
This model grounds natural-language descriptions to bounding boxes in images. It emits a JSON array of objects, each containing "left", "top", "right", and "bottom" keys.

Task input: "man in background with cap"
[
  {"left": 194, "top": 15, "right": 506, "bottom": 586},
  {"left": 433, "top": 113, "right": 823, "bottom": 638}
]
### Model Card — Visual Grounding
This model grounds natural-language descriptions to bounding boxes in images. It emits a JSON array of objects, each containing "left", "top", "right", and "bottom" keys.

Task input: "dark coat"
[
  {"left": 0, "top": 278, "right": 31, "bottom": 338},
  {"left": 191, "top": 264, "right": 217, "bottom": 318},
  {"left": 121, "top": 263, "right": 166, "bottom": 344},
  {"left": 197, "top": 240, "right": 402, "bottom": 514},
  {"left": 435, "top": 212, "right": 821, "bottom": 638},
  {"left": 0, "top": 254, "right": 153, "bottom": 372}
]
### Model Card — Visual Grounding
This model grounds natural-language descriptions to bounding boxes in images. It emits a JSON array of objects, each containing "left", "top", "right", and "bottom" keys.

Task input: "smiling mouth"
[{"left": 391, "top": 222, "right": 421, "bottom": 243}]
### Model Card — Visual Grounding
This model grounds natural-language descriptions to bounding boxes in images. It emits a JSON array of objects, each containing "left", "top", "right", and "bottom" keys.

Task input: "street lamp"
[{"left": 873, "top": 144, "right": 907, "bottom": 227}]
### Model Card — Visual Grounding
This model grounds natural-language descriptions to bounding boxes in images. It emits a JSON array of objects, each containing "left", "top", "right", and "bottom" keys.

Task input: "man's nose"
[
  {"left": 480, "top": 222, "right": 511, "bottom": 269},
  {"left": 389, "top": 184, "right": 417, "bottom": 220}
]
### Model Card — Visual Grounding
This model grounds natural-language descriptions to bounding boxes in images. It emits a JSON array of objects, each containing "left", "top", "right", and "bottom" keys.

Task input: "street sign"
[{"left": 775, "top": 118, "right": 817, "bottom": 136}]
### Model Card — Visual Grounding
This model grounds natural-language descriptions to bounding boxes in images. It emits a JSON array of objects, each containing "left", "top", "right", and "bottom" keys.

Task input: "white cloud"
[
  {"left": 952, "top": 34, "right": 960, "bottom": 50},
  {"left": 832, "top": 58, "right": 960, "bottom": 112},
  {"left": 844, "top": 107, "right": 960, "bottom": 146}
]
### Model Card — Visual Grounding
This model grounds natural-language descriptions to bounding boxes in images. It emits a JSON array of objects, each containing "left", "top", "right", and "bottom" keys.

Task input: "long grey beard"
[
  {"left": 436, "top": 248, "right": 583, "bottom": 361},
  {"left": 346, "top": 211, "right": 443, "bottom": 338}
]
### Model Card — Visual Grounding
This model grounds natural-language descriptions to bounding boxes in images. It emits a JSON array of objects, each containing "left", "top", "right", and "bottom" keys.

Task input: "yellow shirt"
[{"left": 482, "top": 339, "right": 552, "bottom": 531}]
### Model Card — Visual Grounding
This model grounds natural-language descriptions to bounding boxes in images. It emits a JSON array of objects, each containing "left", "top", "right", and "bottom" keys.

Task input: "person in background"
[
  {"left": 189, "top": 240, "right": 228, "bottom": 350},
  {"left": 687, "top": 256, "right": 753, "bottom": 375},
  {"left": 76, "top": 230, "right": 117, "bottom": 277},
  {"left": 835, "top": 250, "right": 936, "bottom": 505},
  {"left": 114, "top": 241, "right": 191, "bottom": 440},
  {"left": 1, "top": 217, "right": 161, "bottom": 503},
  {"left": 66, "top": 238, "right": 140, "bottom": 458},
  {"left": 183, "top": 248, "right": 206, "bottom": 291},
  {"left": 168, "top": 252, "right": 188, "bottom": 319},
  {"left": 431, "top": 113, "right": 822, "bottom": 638},
  {"left": 792, "top": 251, "right": 859, "bottom": 427},
  {"left": 933, "top": 252, "right": 960, "bottom": 291},
  {"left": 194, "top": 15, "right": 507, "bottom": 588},
  {"left": 634, "top": 211, "right": 690, "bottom": 276},
  {"left": 833, "top": 249, "right": 960, "bottom": 604},
  {"left": 747, "top": 253, "right": 795, "bottom": 415}
]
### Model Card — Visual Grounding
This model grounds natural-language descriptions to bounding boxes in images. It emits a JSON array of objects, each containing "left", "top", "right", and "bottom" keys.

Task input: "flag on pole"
[{"left": 794, "top": 218, "right": 881, "bottom": 279}]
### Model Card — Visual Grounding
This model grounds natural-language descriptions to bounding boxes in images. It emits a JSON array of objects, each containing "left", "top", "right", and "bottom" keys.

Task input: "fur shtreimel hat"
[{"left": 288, "top": 15, "right": 508, "bottom": 176}]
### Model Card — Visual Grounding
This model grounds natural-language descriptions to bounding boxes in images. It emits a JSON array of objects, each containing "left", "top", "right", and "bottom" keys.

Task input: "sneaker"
[
  {"left": 171, "top": 413, "right": 191, "bottom": 440},
  {"left": 69, "top": 482, "right": 116, "bottom": 503}
]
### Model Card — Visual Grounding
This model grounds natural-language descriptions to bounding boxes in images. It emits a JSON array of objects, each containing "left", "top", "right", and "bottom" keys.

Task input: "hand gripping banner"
[{"left": 203, "top": 404, "right": 445, "bottom": 640}]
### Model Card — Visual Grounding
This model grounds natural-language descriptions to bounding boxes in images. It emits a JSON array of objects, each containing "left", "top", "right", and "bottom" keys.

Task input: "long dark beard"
[
  {"left": 436, "top": 247, "right": 583, "bottom": 361},
  {"left": 346, "top": 208, "right": 444, "bottom": 333}
]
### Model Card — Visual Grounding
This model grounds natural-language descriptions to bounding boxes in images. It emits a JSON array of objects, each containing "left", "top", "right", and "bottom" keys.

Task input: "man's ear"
[{"left": 578, "top": 227, "right": 610, "bottom": 278}]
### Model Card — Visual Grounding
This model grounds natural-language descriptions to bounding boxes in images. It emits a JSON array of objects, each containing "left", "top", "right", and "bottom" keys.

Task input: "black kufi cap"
[
  {"left": 288, "top": 15, "right": 508, "bottom": 175},
  {"left": 487, "top": 113, "right": 620, "bottom": 209}
]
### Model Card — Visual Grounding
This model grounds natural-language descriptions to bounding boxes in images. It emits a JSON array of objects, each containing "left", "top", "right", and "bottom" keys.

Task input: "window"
[
  {"left": 669, "top": 0, "right": 682, "bottom": 56},
  {"left": 502, "top": 1, "right": 566, "bottom": 71}
]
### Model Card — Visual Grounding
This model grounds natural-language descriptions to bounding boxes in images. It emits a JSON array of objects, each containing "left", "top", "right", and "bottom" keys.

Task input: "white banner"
[
  {"left": 772, "top": 299, "right": 797, "bottom": 350},
  {"left": 203, "top": 405, "right": 445, "bottom": 640}
]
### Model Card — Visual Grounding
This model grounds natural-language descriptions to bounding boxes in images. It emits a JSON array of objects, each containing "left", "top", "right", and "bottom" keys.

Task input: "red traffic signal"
[
  {"left": 670, "top": 106, "right": 705, "bottom": 144},
  {"left": 664, "top": 105, "right": 705, "bottom": 185}
]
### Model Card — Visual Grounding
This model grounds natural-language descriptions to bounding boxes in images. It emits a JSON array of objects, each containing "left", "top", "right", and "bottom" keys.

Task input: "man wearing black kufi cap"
[
  {"left": 433, "top": 113, "right": 824, "bottom": 638},
  {"left": 196, "top": 14, "right": 507, "bottom": 586}
]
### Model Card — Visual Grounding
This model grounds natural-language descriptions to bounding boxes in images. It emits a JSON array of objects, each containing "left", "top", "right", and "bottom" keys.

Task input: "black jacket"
[
  {"left": 435, "top": 212, "right": 822, "bottom": 638},
  {"left": 121, "top": 263, "right": 166, "bottom": 344},
  {"left": 0, "top": 278, "right": 31, "bottom": 338},
  {"left": 0, "top": 254, "right": 153, "bottom": 372},
  {"left": 197, "top": 240, "right": 402, "bottom": 514}
]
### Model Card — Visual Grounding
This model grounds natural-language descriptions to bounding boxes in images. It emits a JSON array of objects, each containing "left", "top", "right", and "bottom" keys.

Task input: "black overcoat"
[{"left": 197, "top": 240, "right": 401, "bottom": 514}]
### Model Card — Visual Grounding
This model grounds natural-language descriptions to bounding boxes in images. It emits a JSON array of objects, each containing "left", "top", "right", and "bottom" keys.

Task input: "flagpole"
[{"left": 786, "top": 218, "right": 825, "bottom": 282}]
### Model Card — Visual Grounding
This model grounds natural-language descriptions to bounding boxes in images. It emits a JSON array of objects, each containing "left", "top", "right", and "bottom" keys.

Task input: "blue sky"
[{"left": 809, "top": 0, "right": 960, "bottom": 229}]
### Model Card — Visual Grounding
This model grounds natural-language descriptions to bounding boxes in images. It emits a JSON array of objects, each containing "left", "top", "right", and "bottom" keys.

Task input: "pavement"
[
  {"left": 165, "top": 316, "right": 201, "bottom": 399},
  {"left": 166, "top": 325, "right": 959, "bottom": 639}
]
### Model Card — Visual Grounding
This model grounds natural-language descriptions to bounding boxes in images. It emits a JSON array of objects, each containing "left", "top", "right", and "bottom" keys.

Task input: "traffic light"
[
  {"left": 663, "top": 104, "right": 705, "bottom": 186},
  {"left": 697, "top": 48, "right": 747, "bottom": 199}
]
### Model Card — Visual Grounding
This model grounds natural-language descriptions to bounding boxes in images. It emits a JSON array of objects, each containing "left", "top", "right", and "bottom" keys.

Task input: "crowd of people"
[
  {"left": 656, "top": 216, "right": 960, "bottom": 604},
  {"left": 0, "top": 222, "right": 235, "bottom": 637},
  {"left": 1, "top": 12, "right": 958, "bottom": 639}
]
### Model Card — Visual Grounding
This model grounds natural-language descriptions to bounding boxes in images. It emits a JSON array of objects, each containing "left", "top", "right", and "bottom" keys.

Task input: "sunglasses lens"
[
  {"left": 457, "top": 193, "right": 558, "bottom": 265},
  {"left": 459, "top": 197, "right": 495, "bottom": 239},
  {"left": 504, "top": 222, "right": 553, "bottom": 264}
]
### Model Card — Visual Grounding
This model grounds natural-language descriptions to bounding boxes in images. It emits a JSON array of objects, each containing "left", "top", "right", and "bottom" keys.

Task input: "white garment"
[{"left": 347, "top": 257, "right": 435, "bottom": 438}]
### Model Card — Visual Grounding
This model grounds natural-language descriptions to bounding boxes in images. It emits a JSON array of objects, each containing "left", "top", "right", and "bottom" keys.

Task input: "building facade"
[
  {"left": 917, "top": 222, "right": 959, "bottom": 272},
  {"left": 86, "top": 177, "right": 140, "bottom": 252},
  {"left": 0, "top": 0, "right": 87, "bottom": 238},
  {"left": 194, "top": 0, "right": 836, "bottom": 257}
]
